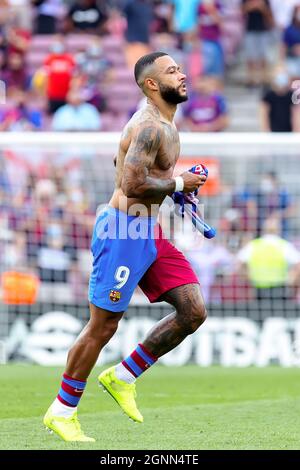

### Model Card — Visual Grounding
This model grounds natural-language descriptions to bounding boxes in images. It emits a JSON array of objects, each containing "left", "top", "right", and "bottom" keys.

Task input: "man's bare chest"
[{"left": 156, "top": 125, "right": 180, "bottom": 170}]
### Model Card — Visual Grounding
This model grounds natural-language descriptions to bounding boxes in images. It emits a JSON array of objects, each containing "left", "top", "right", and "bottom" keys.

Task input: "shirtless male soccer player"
[{"left": 44, "top": 52, "right": 208, "bottom": 442}]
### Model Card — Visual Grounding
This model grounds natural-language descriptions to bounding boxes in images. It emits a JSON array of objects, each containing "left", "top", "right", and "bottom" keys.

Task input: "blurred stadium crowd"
[
  {"left": 1, "top": 0, "right": 300, "bottom": 132},
  {"left": 1, "top": 147, "right": 300, "bottom": 309},
  {"left": 1, "top": 0, "right": 300, "bottom": 313}
]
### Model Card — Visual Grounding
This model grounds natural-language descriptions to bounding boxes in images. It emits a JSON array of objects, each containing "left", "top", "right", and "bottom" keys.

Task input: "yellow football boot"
[
  {"left": 98, "top": 366, "right": 143, "bottom": 423},
  {"left": 43, "top": 407, "right": 95, "bottom": 442}
]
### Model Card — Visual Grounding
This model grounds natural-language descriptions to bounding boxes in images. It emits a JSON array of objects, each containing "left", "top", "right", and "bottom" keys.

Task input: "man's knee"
[
  {"left": 87, "top": 316, "right": 120, "bottom": 346},
  {"left": 164, "top": 284, "right": 208, "bottom": 335},
  {"left": 178, "top": 302, "right": 207, "bottom": 335},
  {"left": 190, "top": 303, "right": 207, "bottom": 333}
]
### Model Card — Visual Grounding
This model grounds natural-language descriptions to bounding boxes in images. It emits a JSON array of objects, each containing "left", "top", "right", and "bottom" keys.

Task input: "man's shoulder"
[
  {"left": 129, "top": 108, "right": 163, "bottom": 135},
  {"left": 131, "top": 121, "right": 164, "bottom": 149}
]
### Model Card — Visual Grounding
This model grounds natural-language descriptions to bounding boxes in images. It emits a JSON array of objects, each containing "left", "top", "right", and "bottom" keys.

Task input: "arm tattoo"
[{"left": 121, "top": 122, "right": 175, "bottom": 198}]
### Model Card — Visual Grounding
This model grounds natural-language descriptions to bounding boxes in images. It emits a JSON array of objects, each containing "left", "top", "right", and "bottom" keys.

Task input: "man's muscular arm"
[
  {"left": 121, "top": 121, "right": 205, "bottom": 198},
  {"left": 121, "top": 121, "right": 175, "bottom": 199}
]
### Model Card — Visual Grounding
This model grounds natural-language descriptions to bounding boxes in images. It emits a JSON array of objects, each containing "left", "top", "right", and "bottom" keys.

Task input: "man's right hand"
[{"left": 180, "top": 171, "right": 207, "bottom": 193}]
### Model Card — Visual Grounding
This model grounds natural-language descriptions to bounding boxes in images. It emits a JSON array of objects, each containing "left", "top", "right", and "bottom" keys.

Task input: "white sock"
[
  {"left": 51, "top": 398, "right": 77, "bottom": 418},
  {"left": 115, "top": 362, "right": 136, "bottom": 384}
]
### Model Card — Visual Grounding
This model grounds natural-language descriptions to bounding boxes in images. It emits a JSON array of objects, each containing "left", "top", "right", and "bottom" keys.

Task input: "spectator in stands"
[
  {"left": 5, "top": 0, "right": 32, "bottom": 31},
  {"left": 65, "top": 185, "right": 94, "bottom": 250},
  {"left": 32, "top": 0, "right": 66, "bottom": 35},
  {"left": 75, "top": 41, "right": 110, "bottom": 112},
  {"left": 42, "top": 37, "right": 76, "bottom": 114},
  {"left": 253, "top": 171, "right": 292, "bottom": 238},
  {"left": 270, "top": 0, "right": 299, "bottom": 30},
  {"left": 6, "top": 19, "right": 31, "bottom": 57},
  {"left": 0, "top": 22, "right": 7, "bottom": 55},
  {"left": 226, "top": 170, "right": 293, "bottom": 241},
  {"left": 105, "top": 6, "right": 127, "bottom": 38},
  {"left": 184, "top": 35, "right": 204, "bottom": 85},
  {"left": 0, "top": 88, "right": 43, "bottom": 131},
  {"left": 37, "top": 222, "right": 74, "bottom": 283},
  {"left": 0, "top": 49, "right": 4, "bottom": 80},
  {"left": 22, "top": 178, "right": 58, "bottom": 262},
  {"left": 75, "top": 40, "right": 110, "bottom": 86},
  {"left": 242, "top": 0, "right": 274, "bottom": 87},
  {"left": 152, "top": 0, "right": 173, "bottom": 34},
  {"left": 230, "top": 187, "right": 258, "bottom": 234},
  {"left": 0, "top": 156, "right": 11, "bottom": 196},
  {"left": 122, "top": 0, "right": 153, "bottom": 69},
  {"left": 168, "top": 0, "right": 200, "bottom": 49},
  {"left": 184, "top": 237, "right": 234, "bottom": 304},
  {"left": 260, "top": 66, "right": 300, "bottom": 132},
  {"left": 65, "top": 0, "right": 108, "bottom": 34},
  {"left": 197, "top": 0, "right": 224, "bottom": 77},
  {"left": 51, "top": 88, "right": 102, "bottom": 131},
  {"left": 181, "top": 76, "right": 229, "bottom": 132},
  {"left": 237, "top": 216, "right": 300, "bottom": 304},
  {"left": 1, "top": 52, "right": 31, "bottom": 89},
  {"left": 60, "top": 182, "right": 94, "bottom": 298},
  {"left": 282, "top": 4, "right": 300, "bottom": 78},
  {"left": 2, "top": 188, "right": 30, "bottom": 236},
  {"left": 0, "top": 230, "right": 26, "bottom": 270}
]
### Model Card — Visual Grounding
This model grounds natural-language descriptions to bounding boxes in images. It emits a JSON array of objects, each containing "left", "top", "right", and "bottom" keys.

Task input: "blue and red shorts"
[{"left": 88, "top": 206, "right": 199, "bottom": 312}]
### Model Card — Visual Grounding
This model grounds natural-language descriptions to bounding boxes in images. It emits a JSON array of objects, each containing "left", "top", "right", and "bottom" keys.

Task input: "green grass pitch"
[{"left": 1, "top": 365, "right": 300, "bottom": 450}]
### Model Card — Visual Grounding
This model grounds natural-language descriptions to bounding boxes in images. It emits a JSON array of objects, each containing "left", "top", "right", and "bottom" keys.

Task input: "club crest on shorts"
[{"left": 109, "top": 290, "right": 121, "bottom": 302}]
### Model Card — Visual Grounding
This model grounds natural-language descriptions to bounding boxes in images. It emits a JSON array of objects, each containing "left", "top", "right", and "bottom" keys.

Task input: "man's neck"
[{"left": 146, "top": 97, "right": 177, "bottom": 124}]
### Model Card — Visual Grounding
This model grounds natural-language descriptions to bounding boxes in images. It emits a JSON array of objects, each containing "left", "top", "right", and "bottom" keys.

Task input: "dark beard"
[{"left": 159, "top": 83, "right": 188, "bottom": 104}]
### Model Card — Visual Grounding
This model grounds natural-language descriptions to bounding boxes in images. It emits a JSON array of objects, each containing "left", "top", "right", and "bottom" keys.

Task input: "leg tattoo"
[{"left": 143, "top": 283, "right": 207, "bottom": 358}]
